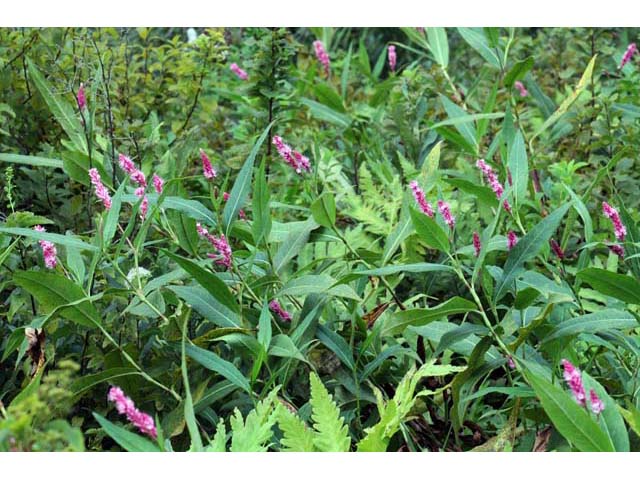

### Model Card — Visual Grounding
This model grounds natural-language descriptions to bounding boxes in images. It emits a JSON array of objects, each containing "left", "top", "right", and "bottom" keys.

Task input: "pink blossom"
[
  {"left": 269, "top": 299, "right": 292, "bottom": 322},
  {"left": 506, "top": 356, "right": 516, "bottom": 369},
  {"left": 272, "top": 136, "right": 310, "bottom": 174},
  {"left": 88, "top": 168, "right": 112, "bottom": 210},
  {"left": 196, "top": 223, "right": 233, "bottom": 269},
  {"left": 620, "top": 43, "right": 637, "bottom": 69},
  {"left": 507, "top": 231, "right": 518, "bottom": 251},
  {"left": 514, "top": 80, "right": 528, "bottom": 97},
  {"left": 409, "top": 181, "right": 434, "bottom": 217},
  {"left": 119, "top": 154, "right": 136, "bottom": 175},
  {"left": 476, "top": 159, "right": 511, "bottom": 214},
  {"left": 388, "top": 45, "right": 397, "bottom": 72},
  {"left": 472, "top": 231, "right": 481, "bottom": 257},
  {"left": 550, "top": 238, "right": 565, "bottom": 260},
  {"left": 230, "top": 62, "right": 249, "bottom": 80},
  {"left": 313, "top": 40, "right": 330, "bottom": 77},
  {"left": 589, "top": 389, "right": 605, "bottom": 415},
  {"left": 199, "top": 149, "right": 217, "bottom": 180},
  {"left": 107, "top": 386, "right": 157, "bottom": 439},
  {"left": 609, "top": 243, "right": 625, "bottom": 258},
  {"left": 602, "top": 202, "right": 626, "bottom": 242},
  {"left": 152, "top": 174, "right": 164, "bottom": 194},
  {"left": 33, "top": 225, "right": 57, "bottom": 269},
  {"left": 139, "top": 195, "right": 149, "bottom": 219},
  {"left": 134, "top": 186, "right": 145, "bottom": 198},
  {"left": 437, "top": 200, "right": 455, "bottom": 229},
  {"left": 130, "top": 170, "right": 147, "bottom": 188},
  {"left": 77, "top": 83, "right": 87, "bottom": 110},
  {"left": 560, "top": 359, "right": 586, "bottom": 407}
]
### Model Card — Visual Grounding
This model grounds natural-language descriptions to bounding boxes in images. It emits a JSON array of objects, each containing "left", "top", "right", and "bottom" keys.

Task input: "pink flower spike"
[
  {"left": 139, "top": 195, "right": 149, "bottom": 219},
  {"left": 313, "top": 40, "right": 330, "bottom": 77},
  {"left": 507, "top": 231, "right": 518, "bottom": 251},
  {"left": 589, "top": 389, "right": 605, "bottom": 415},
  {"left": 33, "top": 225, "right": 57, "bottom": 269},
  {"left": 88, "top": 168, "right": 112, "bottom": 210},
  {"left": 269, "top": 299, "right": 292, "bottom": 322},
  {"left": 134, "top": 186, "right": 145, "bottom": 198},
  {"left": 209, "top": 234, "right": 233, "bottom": 269},
  {"left": 77, "top": 83, "right": 87, "bottom": 110},
  {"left": 550, "top": 238, "right": 565, "bottom": 260},
  {"left": 388, "top": 45, "right": 397, "bottom": 72},
  {"left": 107, "top": 386, "right": 157, "bottom": 439},
  {"left": 476, "top": 159, "right": 511, "bottom": 214},
  {"left": 199, "top": 149, "right": 217, "bottom": 180},
  {"left": 119, "top": 153, "right": 136, "bottom": 175},
  {"left": 514, "top": 80, "right": 528, "bottom": 97},
  {"left": 273, "top": 135, "right": 307, "bottom": 173},
  {"left": 293, "top": 151, "right": 311, "bottom": 172},
  {"left": 620, "top": 43, "right": 638, "bottom": 69},
  {"left": 409, "top": 181, "right": 434, "bottom": 217},
  {"left": 472, "top": 231, "right": 481, "bottom": 257},
  {"left": 609, "top": 243, "right": 625, "bottom": 258},
  {"left": 560, "top": 359, "right": 586, "bottom": 407},
  {"left": 602, "top": 202, "right": 627, "bottom": 242},
  {"left": 152, "top": 174, "right": 164, "bottom": 194},
  {"left": 229, "top": 62, "right": 249, "bottom": 80},
  {"left": 506, "top": 356, "right": 516, "bottom": 369},
  {"left": 196, "top": 222, "right": 210, "bottom": 238},
  {"left": 437, "top": 200, "right": 455, "bottom": 229}
]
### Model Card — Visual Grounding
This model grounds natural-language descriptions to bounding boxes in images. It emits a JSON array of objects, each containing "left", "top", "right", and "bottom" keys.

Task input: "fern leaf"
[
  {"left": 277, "top": 404, "right": 316, "bottom": 452},
  {"left": 309, "top": 372, "right": 351, "bottom": 452},
  {"left": 206, "top": 418, "right": 227, "bottom": 452},
  {"left": 229, "top": 390, "right": 279, "bottom": 452}
]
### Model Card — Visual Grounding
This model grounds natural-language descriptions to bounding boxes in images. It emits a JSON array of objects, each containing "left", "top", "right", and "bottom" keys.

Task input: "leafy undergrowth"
[{"left": 1, "top": 27, "right": 640, "bottom": 452}]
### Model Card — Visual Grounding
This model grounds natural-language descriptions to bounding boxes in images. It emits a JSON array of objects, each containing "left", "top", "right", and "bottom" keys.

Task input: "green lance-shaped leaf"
[
  {"left": 494, "top": 202, "right": 572, "bottom": 301},
  {"left": 577, "top": 268, "right": 640, "bottom": 305},
  {"left": 185, "top": 344, "right": 251, "bottom": 394},
  {"left": 410, "top": 208, "right": 450, "bottom": 253},
  {"left": 544, "top": 309, "right": 638, "bottom": 343},
  {"left": 383, "top": 297, "right": 477, "bottom": 337},
  {"left": 310, "top": 192, "right": 336, "bottom": 229},
  {"left": 0, "top": 227, "right": 98, "bottom": 252},
  {"left": 93, "top": 413, "right": 160, "bottom": 452},
  {"left": 252, "top": 159, "right": 272, "bottom": 245},
  {"left": 507, "top": 130, "right": 528, "bottom": 210},
  {"left": 426, "top": 27, "right": 449, "bottom": 68}
]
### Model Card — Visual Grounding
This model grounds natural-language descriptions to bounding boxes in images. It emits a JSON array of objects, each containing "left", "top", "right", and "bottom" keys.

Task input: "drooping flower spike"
[
  {"left": 88, "top": 168, "right": 112, "bottom": 210},
  {"left": 560, "top": 359, "right": 586, "bottom": 407},
  {"left": 472, "top": 231, "right": 481, "bottom": 257},
  {"left": 620, "top": 43, "right": 638, "bottom": 69},
  {"left": 107, "top": 386, "right": 157, "bottom": 439},
  {"left": 476, "top": 159, "right": 512, "bottom": 214},
  {"left": 199, "top": 149, "right": 217, "bottom": 180},
  {"left": 514, "top": 80, "right": 528, "bottom": 97},
  {"left": 437, "top": 200, "right": 455, "bottom": 229},
  {"left": 602, "top": 202, "right": 626, "bottom": 242},
  {"left": 388, "top": 45, "right": 397, "bottom": 72},
  {"left": 196, "top": 223, "right": 233, "bottom": 269},
  {"left": 609, "top": 244, "right": 625, "bottom": 258},
  {"left": 409, "top": 181, "right": 434, "bottom": 217},
  {"left": 507, "top": 231, "right": 518, "bottom": 251},
  {"left": 313, "top": 40, "right": 330, "bottom": 77},
  {"left": 33, "top": 225, "right": 57, "bottom": 269},
  {"left": 269, "top": 300, "right": 292, "bottom": 322},
  {"left": 229, "top": 62, "right": 249, "bottom": 80}
]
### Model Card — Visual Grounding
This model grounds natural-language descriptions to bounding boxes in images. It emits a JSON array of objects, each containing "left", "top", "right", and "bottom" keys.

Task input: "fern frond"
[
  {"left": 309, "top": 372, "right": 351, "bottom": 452},
  {"left": 229, "top": 390, "right": 279, "bottom": 452},
  {"left": 206, "top": 418, "right": 227, "bottom": 452},
  {"left": 276, "top": 404, "right": 316, "bottom": 452}
]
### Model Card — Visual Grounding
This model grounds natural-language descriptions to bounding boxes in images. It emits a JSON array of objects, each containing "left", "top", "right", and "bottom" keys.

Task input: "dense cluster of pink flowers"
[
  {"left": 507, "top": 231, "right": 518, "bottom": 251},
  {"left": 33, "top": 225, "right": 57, "bottom": 269},
  {"left": 602, "top": 201, "right": 626, "bottom": 258},
  {"left": 437, "top": 200, "right": 455, "bottom": 229},
  {"left": 76, "top": 83, "right": 87, "bottom": 111},
  {"left": 514, "top": 80, "right": 528, "bottom": 97},
  {"left": 89, "top": 168, "right": 112, "bottom": 210},
  {"left": 269, "top": 300, "right": 292, "bottom": 322},
  {"left": 313, "top": 40, "right": 330, "bottom": 76},
  {"left": 107, "top": 386, "right": 157, "bottom": 439},
  {"left": 272, "top": 135, "right": 311, "bottom": 174},
  {"left": 196, "top": 223, "right": 233, "bottom": 269},
  {"left": 119, "top": 153, "right": 153, "bottom": 219},
  {"left": 560, "top": 359, "right": 605, "bottom": 415},
  {"left": 229, "top": 62, "right": 249, "bottom": 80},
  {"left": 472, "top": 231, "right": 481, "bottom": 257},
  {"left": 152, "top": 173, "right": 164, "bottom": 195},
  {"left": 388, "top": 45, "right": 397, "bottom": 72},
  {"left": 199, "top": 149, "right": 217, "bottom": 180},
  {"left": 409, "top": 181, "right": 434, "bottom": 217},
  {"left": 620, "top": 43, "right": 637, "bottom": 69},
  {"left": 476, "top": 159, "right": 511, "bottom": 214}
]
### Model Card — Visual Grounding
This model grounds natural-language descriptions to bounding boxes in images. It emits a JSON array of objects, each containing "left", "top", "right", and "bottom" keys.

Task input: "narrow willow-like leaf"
[
  {"left": 577, "top": 268, "right": 640, "bottom": 305},
  {"left": 426, "top": 27, "right": 449, "bottom": 67},
  {"left": 168, "top": 285, "right": 240, "bottom": 328},
  {"left": 0, "top": 227, "right": 97, "bottom": 251},
  {"left": 185, "top": 344, "right": 251, "bottom": 394},
  {"left": 317, "top": 324, "right": 355, "bottom": 372},
  {"left": 544, "top": 309, "right": 637, "bottom": 342},
  {"left": 0, "top": 153, "right": 63, "bottom": 169},
  {"left": 507, "top": 130, "right": 528, "bottom": 209},
  {"left": 410, "top": 208, "right": 450, "bottom": 253},
  {"left": 93, "top": 413, "right": 160, "bottom": 452},
  {"left": 383, "top": 297, "right": 477, "bottom": 337}
]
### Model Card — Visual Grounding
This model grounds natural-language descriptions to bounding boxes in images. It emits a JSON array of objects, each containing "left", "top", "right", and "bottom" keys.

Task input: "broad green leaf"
[
  {"left": 426, "top": 27, "right": 449, "bottom": 67},
  {"left": 93, "top": 413, "right": 160, "bottom": 452},
  {"left": 0, "top": 227, "right": 98, "bottom": 251},
  {"left": 439, "top": 94, "right": 477, "bottom": 152},
  {"left": 531, "top": 55, "right": 596, "bottom": 141},
  {"left": 0, "top": 153, "right": 63, "bottom": 169},
  {"left": 444, "top": 178, "right": 498, "bottom": 209},
  {"left": 13, "top": 271, "right": 101, "bottom": 328},
  {"left": 223, "top": 122, "right": 273, "bottom": 234},
  {"left": 71, "top": 368, "right": 139, "bottom": 396},
  {"left": 504, "top": 57, "right": 534, "bottom": 87},
  {"left": 582, "top": 373, "right": 629, "bottom": 452},
  {"left": 252, "top": 159, "right": 271, "bottom": 245},
  {"left": 577, "top": 268, "right": 640, "bottom": 305},
  {"left": 168, "top": 285, "right": 240, "bottom": 328},
  {"left": 123, "top": 194, "right": 217, "bottom": 226},
  {"left": 310, "top": 192, "right": 336, "bottom": 229},
  {"left": 410, "top": 208, "right": 450, "bottom": 253},
  {"left": 523, "top": 368, "right": 614, "bottom": 452},
  {"left": 431, "top": 112, "right": 503, "bottom": 130},
  {"left": 300, "top": 98, "right": 351, "bottom": 128},
  {"left": 352, "top": 263, "right": 454, "bottom": 277},
  {"left": 457, "top": 28, "right": 502, "bottom": 68},
  {"left": 103, "top": 182, "right": 126, "bottom": 248},
  {"left": 507, "top": 130, "right": 528, "bottom": 209},
  {"left": 279, "top": 274, "right": 359, "bottom": 300},
  {"left": 494, "top": 203, "right": 572, "bottom": 300},
  {"left": 185, "top": 344, "right": 251, "bottom": 394},
  {"left": 383, "top": 297, "right": 477, "bottom": 337},
  {"left": 544, "top": 309, "right": 637, "bottom": 342},
  {"left": 317, "top": 324, "right": 355, "bottom": 371},
  {"left": 163, "top": 251, "right": 239, "bottom": 314},
  {"left": 273, "top": 219, "right": 317, "bottom": 274},
  {"left": 181, "top": 320, "right": 203, "bottom": 451},
  {"left": 382, "top": 213, "right": 412, "bottom": 265},
  {"left": 314, "top": 82, "right": 346, "bottom": 113}
]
